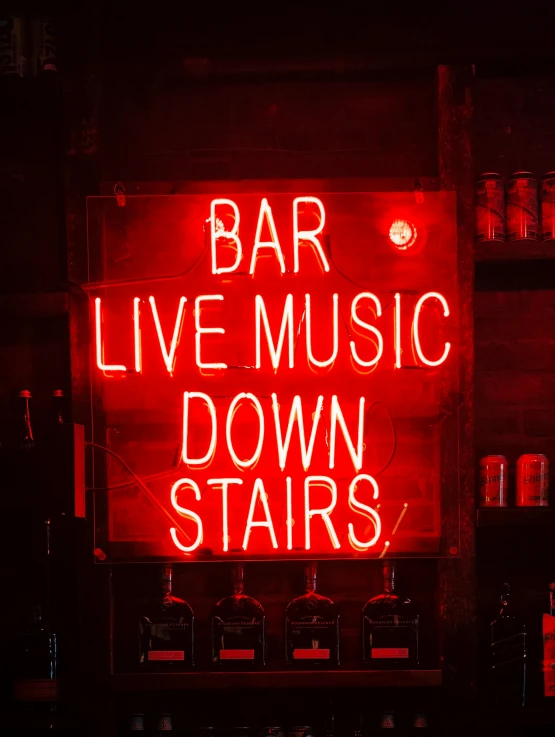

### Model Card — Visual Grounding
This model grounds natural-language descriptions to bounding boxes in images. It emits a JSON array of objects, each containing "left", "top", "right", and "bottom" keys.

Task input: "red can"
[
  {"left": 517, "top": 454, "right": 549, "bottom": 507},
  {"left": 507, "top": 171, "right": 539, "bottom": 241},
  {"left": 479, "top": 455, "right": 508, "bottom": 507},
  {"left": 541, "top": 172, "right": 555, "bottom": 241},
  {"left": 476, "top": 173, "right": 505, "bottom": 242}
]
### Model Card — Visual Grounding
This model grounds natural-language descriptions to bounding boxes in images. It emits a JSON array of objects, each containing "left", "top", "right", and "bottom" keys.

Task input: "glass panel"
[{"left": 84, "top": 189, "right": 460, "bottom": 562}]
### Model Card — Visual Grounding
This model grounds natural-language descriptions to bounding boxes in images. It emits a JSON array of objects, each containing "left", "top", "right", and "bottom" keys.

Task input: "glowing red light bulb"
[{"left": 389, "top": 219, "right": 417, "bottom": 250}]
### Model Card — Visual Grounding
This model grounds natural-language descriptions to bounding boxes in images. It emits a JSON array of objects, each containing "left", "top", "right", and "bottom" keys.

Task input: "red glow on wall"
[{"left": 86, "top": 189, "right": 459, "bottom": 561}]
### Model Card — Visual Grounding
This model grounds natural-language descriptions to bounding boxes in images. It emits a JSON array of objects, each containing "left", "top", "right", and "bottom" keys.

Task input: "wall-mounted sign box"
[{"left": 84, "top": 184, "right": 460, "bottom": 561}]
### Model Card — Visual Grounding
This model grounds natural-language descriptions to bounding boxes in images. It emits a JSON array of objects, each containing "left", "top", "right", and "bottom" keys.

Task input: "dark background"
[{"left": 3, "top": 2, "right": 555, "bottom": 733}]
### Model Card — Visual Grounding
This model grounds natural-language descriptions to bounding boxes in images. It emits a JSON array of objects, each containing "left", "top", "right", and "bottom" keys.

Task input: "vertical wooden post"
[
  {"left": 63, "top": 9, "right": 116, "bottom": 735},
  {"left": 436, "top": 64, "right": 477, "bottom": 711}
]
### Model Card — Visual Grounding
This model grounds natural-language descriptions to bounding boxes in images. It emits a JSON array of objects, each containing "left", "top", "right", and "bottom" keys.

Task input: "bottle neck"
[
  {"left": 20, "top": 396, "right": 34, "bottom": 445},
  {"left": 305, "top": 564, "right": 317, "bottom": 593},
  {"left": 52, "top": 391, "right": 66, "bottom": 423},
  {"left": 383, "top": 562, "right": 395, "bottom": 594},
  {"left": 500, "top": 583, "right": 511, "bottom": 610},
  {"left": 161, "top": 565, "right": 173, "bottom": 596},
  {"left": 233, "top": 564, "right": 245, "bottom": 595},
  {"left": 44, "top": 520, "right": 52, "bottom": 634}
]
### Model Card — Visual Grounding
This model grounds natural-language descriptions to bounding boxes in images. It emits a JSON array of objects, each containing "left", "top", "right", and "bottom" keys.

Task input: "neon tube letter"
[
  {"left": 169, "top": 478, "right": 203, "bottom": 553},
  {"left": 210, "top": 198, "right": 243, "bottom": 274},
  {"left": 226, "top": 393, "right": 264, "bottom": 469},
  {"left": 207, "top": 477, "right": 243, "bottom": 552},
  {"left": 394, "top": 292, "right": 402, "bottom": 369},
  {"left": 272, "top": 393, "right": 324, "bottom": 471},
  {"left": 195, "top": 294, "right": 227, "bottom": 370},
  {"left": 255, "top": 294, "right": 294, "bottom": 370},
  {"left": 304, "top": 476, "right": 340, "bottom": 550},
  {"left": 305, "top": 293, "right": 339, "bottom": 368},
  {"left": 350, "top": 292, "right": 383, "bottom": 368},
  {"left": 242, "top": 478, "right": 278, "bottom": 550},
  {"left": 149, "top": 296, "right": 186, "bottom": 375},
  {"left": 249, "top": 198, "right": 286, "bottom": 275},
  {"left": 329, "top": 395, "right": 365, "bottom": 471},
  {"left": 94, "top": 298, "right": 127, "bottom": 373},
  {"left": 412, "top": 292, "right": 451, "bottom": 367},
  {"left": 182, "top": 391, "right": 217, "bottom": 466},
  {"left": 347, "top": 474, "right": 381, "bottom": 549},
  {"left": 133, "top": 297, "right": 142, "bottom": 373},
  {"left": 293, "top": 197, "right": 329, "bottom": 272},
  {"left": 286, "top": 476, "right": 293, "bottom": 550}
]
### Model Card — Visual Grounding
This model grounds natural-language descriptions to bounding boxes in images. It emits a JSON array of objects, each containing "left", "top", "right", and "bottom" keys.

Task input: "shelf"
[
  {"left": 112, "top": 669, "right": 442, "bottom": 691},
  {"left": 475, "top": 240, "right": 555, "bottom": 262},
  {"left": 479, "top": 706, "right": 555, "bottom": 728},
  {"left": 477, "top": 508, "right": 555, "bottom": 527}
]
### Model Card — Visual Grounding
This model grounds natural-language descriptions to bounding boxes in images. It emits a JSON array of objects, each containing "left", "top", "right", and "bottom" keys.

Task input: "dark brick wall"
[{"left": 3, "top": 10, "right": 555, "bottom": 728}]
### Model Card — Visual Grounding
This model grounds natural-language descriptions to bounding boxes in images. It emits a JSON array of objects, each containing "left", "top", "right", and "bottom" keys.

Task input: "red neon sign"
[{"left": 87, "top": 189, "right": 459, "bottom": 561}]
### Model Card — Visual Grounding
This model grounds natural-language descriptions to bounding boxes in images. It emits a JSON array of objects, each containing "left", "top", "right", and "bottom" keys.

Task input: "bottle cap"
[
  {"left": 233, "top": 563, "right": 245, "bottom": 592},
  {"left": 52, "top": 389, "right": 64, "bottom": 397},
  {"left": 18, "top": 389, "right": 31, "bottom": 398}
]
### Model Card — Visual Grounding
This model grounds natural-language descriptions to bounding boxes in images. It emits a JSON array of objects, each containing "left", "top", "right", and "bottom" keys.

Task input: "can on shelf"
[
  {"left": 479, "top": 455, "right": 508, "bottom": 507},
  {"left": 33, "top": 16, "right": 58, "bottom": 75},
  {"left": 516, "top": 454, "right": 549, "bottom": 507},
  {"left": 476, "top": 173, "right": 505, "bottom": 242},
  {"left": 507, "top": 171, "right": 539, "bottom": 241},
  {"left": 541, "top": 172, "right": 555, "bottom": 241},
  {"left": 0, "top": 16, "right": 29, "bottom": 77}
]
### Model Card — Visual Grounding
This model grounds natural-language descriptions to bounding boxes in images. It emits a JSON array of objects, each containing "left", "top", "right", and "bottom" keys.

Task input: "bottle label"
[
  {"left": 220, "top": 649, "right": 255, "bottom": 660},
  {"left": 293, "top": 648, "right": 330, "bottom": 659},
  {"left": 158, "top": 716, "right": 173, "bottom": 730},
  {"left": 148, "top": 650, "right": 185, "bottom": 661},
  {"left": 380, "top": 715, "right": 395, "bottom": 729},
  {"left": 130, "top": 715, "right": 145, "bottom": 730},
  {"left": 13, "top": 678, "right": 59, "bottom": 701},
  {"left": 371, "top": 647, "right": 409, "bottom": 659}
]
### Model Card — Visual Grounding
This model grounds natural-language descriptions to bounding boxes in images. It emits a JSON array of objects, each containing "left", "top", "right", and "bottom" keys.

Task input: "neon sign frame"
[{"left": 84, "top": 184, "right": 461, "bottom": 562}]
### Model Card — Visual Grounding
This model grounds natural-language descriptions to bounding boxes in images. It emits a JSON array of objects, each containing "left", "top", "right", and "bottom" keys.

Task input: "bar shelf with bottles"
[{"left": 109, "top": 559, "right": 440, "bottom": 691}]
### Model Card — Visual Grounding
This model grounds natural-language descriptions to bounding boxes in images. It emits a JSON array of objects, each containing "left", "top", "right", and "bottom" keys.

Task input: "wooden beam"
[{"left": 436, "top": 64, "right": 477, "bottom": 707}]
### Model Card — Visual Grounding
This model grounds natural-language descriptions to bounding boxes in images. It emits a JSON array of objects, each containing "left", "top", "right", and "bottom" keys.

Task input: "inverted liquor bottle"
[
  {"left": 362, "top": 561, "right": 419, "bottom": 668},
  {"left": 491, "top": 583, "right": 526, "bottom": 707},
  {"left": 138, "top": 564, "right": 194, "bottom": 670},
  {"left": 285, "top": 564, "right": 340, "bottom": 666},
  {"left": 211, "top": 564, "right": 266, "bottom": 666}
]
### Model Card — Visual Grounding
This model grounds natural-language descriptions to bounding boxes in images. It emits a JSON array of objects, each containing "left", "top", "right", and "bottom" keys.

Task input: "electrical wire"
[
  {"left": 85, "top": 441, "right": 191, "bottom": 543},
  {"left": 81, "top": 238, "right": 210, "bottom": 290}
]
